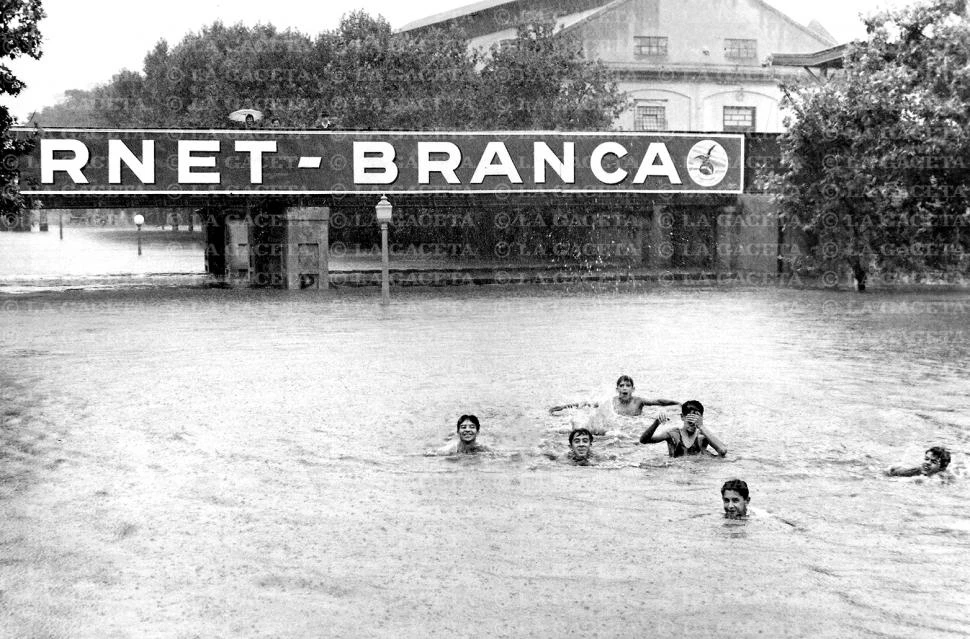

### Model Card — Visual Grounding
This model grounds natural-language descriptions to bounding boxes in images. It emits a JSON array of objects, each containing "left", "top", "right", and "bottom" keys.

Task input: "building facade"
[{"left": 401, "top": 0, "right": 835, "bottom": 133}]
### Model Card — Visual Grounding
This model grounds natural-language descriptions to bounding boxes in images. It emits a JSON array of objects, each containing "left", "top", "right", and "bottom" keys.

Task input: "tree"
[
  {"left": 477, "top": 21, "right": 627, "bottom": 131},
  {"left": 772, "top": 0, "right": 970, "bottom": 290},
  {"left": 36, "top": 11, "right": 626, "bottom": 134},
  {"left": 1, "top": 0, "right": 44, "bottom": 232}
]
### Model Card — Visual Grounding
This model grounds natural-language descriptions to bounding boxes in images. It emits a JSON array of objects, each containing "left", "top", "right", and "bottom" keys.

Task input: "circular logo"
[{"left": 686, "top": 140, "right": 729, "bottom": 187}]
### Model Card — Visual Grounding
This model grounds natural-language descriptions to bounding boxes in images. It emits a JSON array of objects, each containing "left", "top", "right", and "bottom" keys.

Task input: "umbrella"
[{"left": 228, "top": 109, "right": 264, "bottom": 124}]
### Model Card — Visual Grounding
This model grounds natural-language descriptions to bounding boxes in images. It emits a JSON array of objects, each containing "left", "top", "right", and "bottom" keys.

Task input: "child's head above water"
[
  {"left": 923, "top": 446, "right": 951, "bottom": 475},
  {"left": 456, "top": 415, "right": 480, "bottom": 444},
  {"left": 569, "top": 428, "right": 594, "bottom": 459},
  {"left": 721, "top": 479, "right": 750, "bottom": 519}
]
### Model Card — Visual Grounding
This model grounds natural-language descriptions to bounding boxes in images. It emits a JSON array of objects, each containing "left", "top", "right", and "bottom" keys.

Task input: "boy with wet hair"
[
  {"left": 721, "top": 479, "right": 750, "bottom": 519},
  {"left": 566, "top": 427, "right": 595, "bottom": 465},
  {"left": 425, "top": 414, "right": 491, "bottom": 456},
  {"left": 887, "top": 446, "right": 951, "bottom": 477},
  {"left": 638, "top": 400, "right": 728, "bottom": 457},
  {"left": 580, "top": 375, "right": 680, "bottom": 435},
  {"left": 541, "top": 427, "right": 602, "bottom": 465},
  {"left": 549, "top": 374, "right": 678, "bottom": 419}
]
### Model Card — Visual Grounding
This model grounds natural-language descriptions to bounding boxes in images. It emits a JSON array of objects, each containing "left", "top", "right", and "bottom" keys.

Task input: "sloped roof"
[
  {"left": 399, "top": 0, "right": 518, "bottom": 32},
  {"left": 400, "top": 0, "right": 837, "bottom": 48},
  {"left": 771, "top": 43, "right": 847, "bottom": 68}
]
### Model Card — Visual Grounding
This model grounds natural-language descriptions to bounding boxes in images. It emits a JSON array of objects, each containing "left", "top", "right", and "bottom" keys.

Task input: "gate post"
[{"left": 284, "top": 206, "right": 330, "bottom": 290}]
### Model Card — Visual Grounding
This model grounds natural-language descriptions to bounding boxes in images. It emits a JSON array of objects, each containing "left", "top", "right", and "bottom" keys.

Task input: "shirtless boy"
[
  {"left": 549, "top": 375, "right": 678, "bottom": 420},
  {"left": 887, "top": 446, "right": 951, "bottom": 478},
  {"left": 426, "top": 415, "right": 491, "bottom": 456},
  {"left": 581, "top": 375, "right": 679, "bottom": 435},
  {"left": 638, "top": 400, "right": 727, "bottom": 457}
]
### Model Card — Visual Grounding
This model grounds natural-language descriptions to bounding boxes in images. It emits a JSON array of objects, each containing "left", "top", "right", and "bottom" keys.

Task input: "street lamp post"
[
  {"left": 375, "top": 195, "right": 393, "bottom": 305},
  {"left": 133, "top": 214, "right": 144, "bottom": 256}
]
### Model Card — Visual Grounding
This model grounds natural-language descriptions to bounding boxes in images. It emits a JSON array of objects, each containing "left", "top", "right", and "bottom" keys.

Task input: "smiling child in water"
[
  {"left": 425, "top": 415, "right": 491, "bottom": 456},
  {"left": 721, "top": 479, "right": 750, "bottom": 519},
  {"left": 886, "top": 446, "right": 951, "bottom": 479}
]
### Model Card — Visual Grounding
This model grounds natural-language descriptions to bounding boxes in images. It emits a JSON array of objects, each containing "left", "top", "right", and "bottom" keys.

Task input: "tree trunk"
[{"left": 851, "top": 259, "right": 867, "bottom": 292}]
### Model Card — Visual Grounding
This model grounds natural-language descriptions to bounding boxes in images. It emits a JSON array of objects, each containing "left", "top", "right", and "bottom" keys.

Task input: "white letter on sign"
[
  {"left": 633, "top": 143, "right": 682, "bottom": 184},
  {"left": 353, "top": 142, "right": 398, "bottom": 185},
  {"left": 534, "top": 142, "right": 575, "bottom": 184},
  {"left": 418, "top": 142, "right": 461, "bottom": 184},
  {"left": 108, "top": 140, "right": 155, "bottom": 184},
  {"left": 41, "top": 139, "right": 89, "bottom": 184},
  {"left": 178, "top": 140, "right": 220, "bottom": 184},
  {"left": 235, "top": 140, "right": 277, "bottom": 184},
  {"left": 591, "top": 142, "right": 627, "bottom": 185},
  {"left": 471, "top": 142, "right": 522, "bottom": 184}
]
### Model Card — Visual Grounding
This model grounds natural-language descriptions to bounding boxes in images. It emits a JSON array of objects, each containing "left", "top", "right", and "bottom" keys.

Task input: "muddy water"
[{"left": 1, "top": 285, "right": 968, "bottom": 638}]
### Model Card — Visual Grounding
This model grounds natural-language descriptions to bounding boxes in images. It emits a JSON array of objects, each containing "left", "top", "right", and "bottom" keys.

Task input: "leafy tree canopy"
[
  {"left": 1, "top": 0, "right": 45, "bottom": 230},
  {"left": 35, "top": 11, "right": 626, "bottom": 132},
  {"left": 772, "top": 0, "right": 970, "bottom": 290}
]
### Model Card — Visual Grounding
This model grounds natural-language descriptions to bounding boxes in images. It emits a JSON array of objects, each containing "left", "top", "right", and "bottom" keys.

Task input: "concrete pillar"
[
  {"left": 284, "top": 206, "right": 330, "bottom": 290},
  {"left": 226, "top": 218, "right": 251, "bottom": 285}
]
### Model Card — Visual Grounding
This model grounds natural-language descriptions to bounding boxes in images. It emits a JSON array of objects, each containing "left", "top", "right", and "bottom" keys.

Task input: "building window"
[
  {"left": 724, "top": 38, "right": 757, "bottom": 60},
  {"left": 634, "top": 36, "right": 668, "bottom": 57},
  {"left": 635, "top": 102, "right": 667, "bottom": 131},
  {"left": 723, "top": 106, "right": 756, "bottom": 132},
  {"left": 497, "top": 38, "right": 517, "bottom": 52}
]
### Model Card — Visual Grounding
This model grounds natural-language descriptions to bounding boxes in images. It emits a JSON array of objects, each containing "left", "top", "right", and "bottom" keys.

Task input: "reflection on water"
[{"left": 1, "top": 285, "right": 968, "bottom": 637}]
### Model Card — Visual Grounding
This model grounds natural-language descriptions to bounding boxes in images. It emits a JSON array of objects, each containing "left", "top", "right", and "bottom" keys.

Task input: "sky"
[{"left": 3, "top": 0, "right": 911, "bottom": 120}]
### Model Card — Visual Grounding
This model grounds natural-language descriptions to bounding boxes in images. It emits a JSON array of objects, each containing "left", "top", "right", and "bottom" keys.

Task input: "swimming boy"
[
  {"left": 887, "top": 446, "right": 951, "bottom": 477},
  {"left": 582, "top": 375, "right": 680, "bottom": 435},
  {"left": 549, "top": 375, "right": 678, "bottom": 417},
  {"left": 425, "top": 415, "right": 491, "bottom": 456},
  {"left": 721, "top": 479, "right": 750, "bottom": 519},
  {"left": 638, "top": 400, "right": 727, "bottom": 457},
  {"left": 541, "top": 428, "right": 601, "bottom": 465}
]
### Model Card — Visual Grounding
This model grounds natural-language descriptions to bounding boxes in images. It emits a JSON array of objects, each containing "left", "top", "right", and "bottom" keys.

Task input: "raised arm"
[
  {"left": 886, "top": 465, "right": 921, "bottom": 477},
  {"left": 549, "top": 401, "right": 599, "bottom": 415},
  {"left": 701, "top": 428, "right": 728, "bottom": 457},
  {"left": 641, "top": 398, "right": 680, "bottom": 407},
  {"left": 639, "top": 413, "right": 671, "bottom": 444}
]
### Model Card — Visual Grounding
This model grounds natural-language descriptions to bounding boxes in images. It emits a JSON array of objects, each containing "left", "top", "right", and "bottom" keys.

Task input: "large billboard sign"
[{"left": 12, "top": 129, "right": 744, "bottom": 196}]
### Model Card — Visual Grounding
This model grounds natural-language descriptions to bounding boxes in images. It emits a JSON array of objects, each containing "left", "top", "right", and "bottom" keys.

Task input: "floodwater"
[{"left": 1, "top": 247, "right": 969, "bottom": 637}]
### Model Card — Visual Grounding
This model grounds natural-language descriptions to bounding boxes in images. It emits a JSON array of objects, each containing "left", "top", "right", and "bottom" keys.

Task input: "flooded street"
[{"left": 1, "top": 282, "right": 968, "bottom": 638}]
